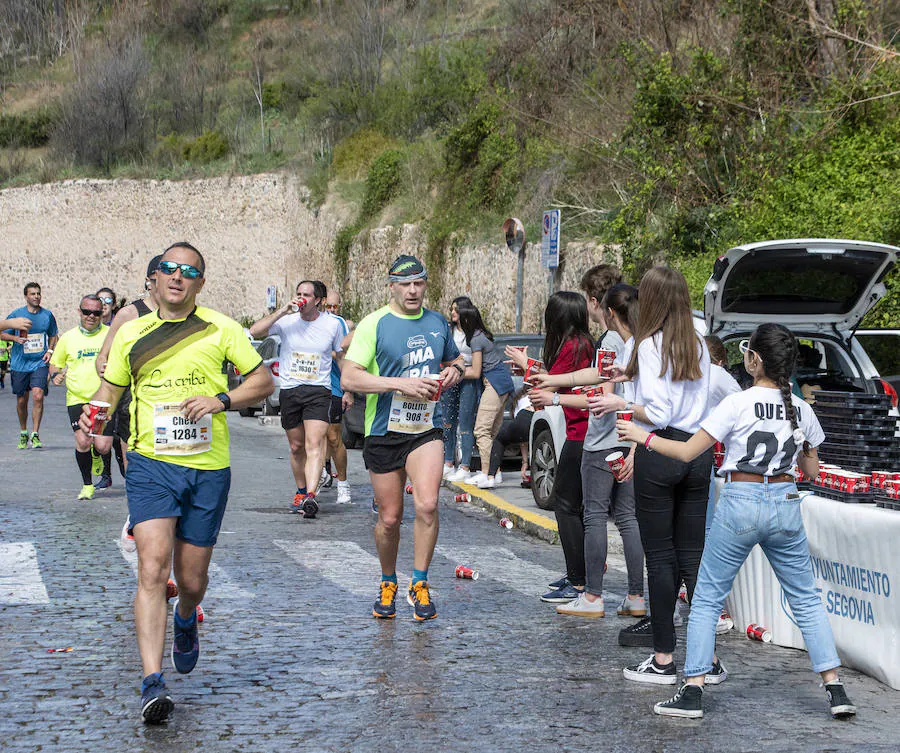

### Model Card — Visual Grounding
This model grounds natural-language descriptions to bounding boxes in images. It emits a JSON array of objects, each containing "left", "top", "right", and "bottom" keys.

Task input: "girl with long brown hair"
[{"left": 594, "top": 266, "right": 713, "bottom": 683}]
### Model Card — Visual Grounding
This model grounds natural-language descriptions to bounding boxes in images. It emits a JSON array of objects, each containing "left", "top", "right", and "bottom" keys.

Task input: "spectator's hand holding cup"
[
  {"left": 603, "top": 363, "right": 629, "bottom": 382},
  {"left": 616, "top": 418, "right": 646, "bottom": 445},
  {"left": 528, "top": 388, "right": 554, "bottom": 410},
  {"left": 529, "top": 372, "right": 558, "bottom": 390},
  {"left": 504, "top": 344, "right": 528, "bottom": 374},
  {"left": 588, "top": 393, "right": 624, "bottom": 417}
]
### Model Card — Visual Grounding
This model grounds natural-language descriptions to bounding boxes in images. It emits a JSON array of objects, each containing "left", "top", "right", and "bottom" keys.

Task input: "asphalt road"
[{"left": 1, "top": 387, "right": 898, "bottom": 752}]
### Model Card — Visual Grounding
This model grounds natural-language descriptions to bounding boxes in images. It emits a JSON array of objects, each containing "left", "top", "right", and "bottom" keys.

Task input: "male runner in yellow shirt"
[
  {"left": 49, "top": 294, "right": 112, "bottom": 499},
  {"left": 81, "top": 243, "right": 273, "bottom": 724}
]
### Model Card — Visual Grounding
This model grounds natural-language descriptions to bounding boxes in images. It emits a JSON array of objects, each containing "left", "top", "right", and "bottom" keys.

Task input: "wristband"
[
  {"left": 644, "top": 432, "right": 656, "bottom": 451},
  {"left": 46, "top": 349, "right": 53, "bottom": 354},
  {"left": 452, "top": 363, "right": 465, "bottom": 376}
]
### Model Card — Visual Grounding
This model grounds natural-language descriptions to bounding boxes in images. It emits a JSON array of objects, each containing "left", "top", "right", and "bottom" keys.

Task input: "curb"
[{"left": 443, "top": 480, "right": 559, "bottom": 545}]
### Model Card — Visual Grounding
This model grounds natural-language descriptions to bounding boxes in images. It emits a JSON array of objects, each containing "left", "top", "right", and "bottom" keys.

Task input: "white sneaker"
[
  {"left": 495, "top": 471, "right": 503, "bottom": 484},
  {"left": 556, "top": 592, "right": 605, "bottom": 617},
  {"left": 121, "top": 517, "right": 136, "bottom": 553},
  {"left": 476, "top": 476, "right": 497, "bottom": 489},
  {"left": 336, "top": 483, "right": 352, "bottom": 505},
  {"left": 442, "top": 465, "right": 454, "bottom": 479},
  {"left": 716, "top": 610, "right": 734, "bottom": 634},
  {"left": 446, "top": 467, "right": 470, "bottom": 483},
  {"left": 465, "top": 472, "right": 487, "bottom": 486}
]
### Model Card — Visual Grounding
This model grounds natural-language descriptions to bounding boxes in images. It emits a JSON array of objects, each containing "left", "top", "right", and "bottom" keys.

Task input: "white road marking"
[
  {"left": 0, "top": 542, "right": 50, "bottom": 605},
  {"left": 274, "top": 539, "right": 408, "bottom": 596},
  {"left": 116, "top": 540, "right": 255, "bottom": 600},
  {"left": 434, "top": 545, "right": 623, "bottom": 602}
]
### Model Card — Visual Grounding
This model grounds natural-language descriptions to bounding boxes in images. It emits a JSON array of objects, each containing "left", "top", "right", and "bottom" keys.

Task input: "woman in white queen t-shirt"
[{"left": 617, "top": 323, "right": 856, "bottom": 722}]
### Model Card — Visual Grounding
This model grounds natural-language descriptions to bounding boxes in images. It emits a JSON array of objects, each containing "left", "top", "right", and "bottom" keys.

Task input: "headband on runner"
[{"left": 388, "top": 254, "right": 427, "bottom": 282}]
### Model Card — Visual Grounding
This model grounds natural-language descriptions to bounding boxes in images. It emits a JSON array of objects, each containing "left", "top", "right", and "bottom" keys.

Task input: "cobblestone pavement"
[{"left": 1, "top": 388, "right": 898, "bottom": 753}]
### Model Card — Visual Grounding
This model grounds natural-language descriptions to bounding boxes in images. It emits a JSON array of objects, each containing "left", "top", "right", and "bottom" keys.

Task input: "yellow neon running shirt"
[
  {"left": 50, "top": 325, "right": 109, "bottom": 406},
  {"left": 104, "top": 306, "right": 262, "bottom": 470}
]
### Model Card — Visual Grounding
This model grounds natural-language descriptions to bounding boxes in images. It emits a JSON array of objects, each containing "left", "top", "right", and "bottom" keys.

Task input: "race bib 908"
[{"left": 388, "top": 392, "right": 435, "bottom": 435}]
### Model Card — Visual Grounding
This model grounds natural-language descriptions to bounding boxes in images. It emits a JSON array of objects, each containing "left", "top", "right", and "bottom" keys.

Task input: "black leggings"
[
  {"left": 488, "top": 410, "right": 532, "bottom": 476},
  {"left": 551, "top": 439, "right": 586, "bottom": 587},
  {"left": 633, "top": 428, "right": 713, "bottom": 653}
]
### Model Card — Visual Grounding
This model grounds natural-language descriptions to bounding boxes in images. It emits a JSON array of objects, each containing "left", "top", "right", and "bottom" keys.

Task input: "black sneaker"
[
  {"left": 704, "top": 658, "right": 728, "bottom": 685},
  {"left": 825, "top": 681, "right": 857, "bottom": 719},
  {"left": 302, "top": 493, "right": 319, "bottom": 519},
  {"left": 654, "top": 684, "right": 704, "bottom": 718},
  {"left": 141, "top": 672, "right": 174, "bottom": 724},
  {"left": 623, "top": 654, "right": 678, "bottom": 685},
  {"left": 618, "top": 615, "right": 654, "bottom": 647}
]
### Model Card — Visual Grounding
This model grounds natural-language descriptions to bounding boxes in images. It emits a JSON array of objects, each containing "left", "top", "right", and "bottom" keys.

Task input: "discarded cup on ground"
[
  {"left": 86, "top": 400, "right": 111, "bottom": 437},
  {"left": 405, "top": 483, "right": 413, "bottom": 494},
  {"left": 606, "top": 451, "right": 626, "bottom": 481},
  {"left": 455, "top": 492, "right": 471, "bottom": 503},
  {"left": 455, "top": 565, "right": 479, "bottom": 580},
  {"left": 746, "top": 623, "right": 772, "bottom": 642},
  {"left": 196, "top": 604, "right": 205, "bottom": 623},
  {"left": 499, "top": 517, "right": 514, "bottom": 529},
  {"left": 47, "top": 647, "right": 73, "bottom": 653}
]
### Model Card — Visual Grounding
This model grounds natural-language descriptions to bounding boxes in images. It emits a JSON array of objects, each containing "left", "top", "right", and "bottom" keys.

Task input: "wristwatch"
[
  {"left": 625, "top": 401, "right": 633, "bottom": 411},
  {"left": 216, "top": 392, "right": 231, "bottom": 411},
  {"left": 452, "top": 363, "right": 465, "bottom": 376},
  {"left": 552, "top": 392, "right": 560, "bottom": 406}
]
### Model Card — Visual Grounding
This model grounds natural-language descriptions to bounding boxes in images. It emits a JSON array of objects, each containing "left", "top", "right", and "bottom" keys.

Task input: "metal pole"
[{"left": 515, "top": 248, "right": 524, "bottom": 333}]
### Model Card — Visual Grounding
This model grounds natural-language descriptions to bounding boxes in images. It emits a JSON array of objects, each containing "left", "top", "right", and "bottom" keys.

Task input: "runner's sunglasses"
[
  {"left": 157, "top": 261, "right": 203, "bottom": 279},
  {"left": 80, "top": 308, "right": 102, "bottom": 316}
]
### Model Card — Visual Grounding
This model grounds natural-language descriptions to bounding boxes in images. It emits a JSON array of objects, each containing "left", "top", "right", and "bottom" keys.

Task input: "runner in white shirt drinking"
[
  {"left": 617, "top": 323, "right": 856, "bottom": 721},
  {"left": 250, "top": 280, "right": 344, "bottom": 518}
]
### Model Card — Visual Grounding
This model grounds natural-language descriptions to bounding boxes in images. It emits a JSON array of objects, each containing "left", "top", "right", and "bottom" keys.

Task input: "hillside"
[{"left": 2, "top": 0, "right": 900, "bottom": 323}]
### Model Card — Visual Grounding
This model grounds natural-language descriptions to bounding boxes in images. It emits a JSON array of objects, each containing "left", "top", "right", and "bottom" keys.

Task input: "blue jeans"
[
  {"left": 684, "top": 481, "right": 840, "bottom": 677},
  {"left": 441, "top": 378, "right": 480, "bottom": 466}
]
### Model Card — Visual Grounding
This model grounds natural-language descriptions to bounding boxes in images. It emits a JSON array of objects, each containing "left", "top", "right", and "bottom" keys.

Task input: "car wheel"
[
  {"left": 531, "top": 428, "right": 556, "bottom": 510},
  {"left": 341, "top": 422, "right": 362, "bottom": 450}
]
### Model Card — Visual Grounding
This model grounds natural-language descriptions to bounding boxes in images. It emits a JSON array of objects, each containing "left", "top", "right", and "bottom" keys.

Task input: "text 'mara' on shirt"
[
  {"left": 624, "top": 331, "right": 711, "bottom": 434},
  {"left": 701, "top": 386, "right": 825, "bottom": 477}
]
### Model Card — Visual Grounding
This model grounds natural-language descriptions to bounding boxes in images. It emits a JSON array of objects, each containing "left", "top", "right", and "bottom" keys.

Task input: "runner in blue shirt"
[
  {"left": 2, "top": 282, "right": 59, "bottom": 449},
  {"left": 343, "top": 255, "right": 464, "bottom": 621}
]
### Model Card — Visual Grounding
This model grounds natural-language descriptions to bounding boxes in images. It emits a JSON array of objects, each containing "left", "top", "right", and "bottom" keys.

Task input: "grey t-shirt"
[
  {"left": 470, "top": 330, "right": 503, "bottom": 373},
  {"left": 584, "top": 329, "right": 630, "bottom": 453}
]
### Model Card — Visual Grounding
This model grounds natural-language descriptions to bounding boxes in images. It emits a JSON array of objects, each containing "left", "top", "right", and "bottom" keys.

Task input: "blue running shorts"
[{"left": 125, "top": 452, "right": 232, "bottom": 547}]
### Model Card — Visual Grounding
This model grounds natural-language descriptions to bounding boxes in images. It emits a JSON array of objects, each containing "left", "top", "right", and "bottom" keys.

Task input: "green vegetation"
[{"left": 2, "top": 1, "right": 900, "bottom": 323}]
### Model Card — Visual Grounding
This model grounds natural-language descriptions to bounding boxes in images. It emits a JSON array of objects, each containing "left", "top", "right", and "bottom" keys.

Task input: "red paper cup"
[
  {"left": 433, "top": 377, "right": 444, "bottom": 402},
  {"left": 455, "top": 492, "right": 471, "bottom": 503},
  {"left": 86, "top": 400, "right": 111, "bottom": 437},
  {"left": 455, "top": 565, "right": 479, "bottom": 580},
  {"left": 499, "top": 517, "right": 513, "bottom": 529},
  {"left": 595, "top": 349, "right": 616, "bottom": 375},
  {"left": 404, "top": 483, "right": 413, "bottom": 495},
  {"left": 524, "top": 358, "right": 543, "bottom": 381},
  {"left": 746, "top": 623, "right": 772, "bottom": 642},
  {"left": 606, "top": 451, "right": 626, "bottom": 481},
  {"left": 616, "top": 410, "right": 634, "bottom": 422}
]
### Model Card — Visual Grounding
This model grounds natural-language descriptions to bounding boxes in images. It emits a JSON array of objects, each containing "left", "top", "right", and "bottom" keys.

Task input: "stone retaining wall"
[{"left": 0, "top": 174, "right": 617, "bottom": 335}]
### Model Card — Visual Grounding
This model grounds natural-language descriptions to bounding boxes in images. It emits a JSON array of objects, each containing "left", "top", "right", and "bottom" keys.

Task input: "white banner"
[{"left": 728, "top": 493, "right": 900, "bottom": 690}]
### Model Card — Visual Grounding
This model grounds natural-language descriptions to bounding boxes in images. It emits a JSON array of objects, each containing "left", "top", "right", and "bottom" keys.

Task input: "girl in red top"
[{"left": 508, "top": 292, "right": 594, "bottom": 602}]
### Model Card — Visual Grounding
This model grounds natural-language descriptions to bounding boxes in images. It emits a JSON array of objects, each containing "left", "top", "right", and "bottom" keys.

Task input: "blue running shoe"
[
  {"left": 371, "top": 498, "right": 378, "bottom": 514},
  {"left": 171, "top": 600, "right": 200, "bottom": 674},
  {"left": 94, "top": 475, "right": 112, "bottom": 490},
  {"left": 141, "top": 672, "right": 174, "bottom": 724},
  {"left": 407, "top": 580, "right": 437, "bottom": 621},
  {"left": 373, "top": 580, "right": 398, "bottom": 619},
  {"left": 540, "top": 583, "right": 582, "bottom": 603}
]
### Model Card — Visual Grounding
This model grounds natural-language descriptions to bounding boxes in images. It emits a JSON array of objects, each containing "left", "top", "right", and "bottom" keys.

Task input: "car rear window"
[
  {"left": 856, "top": 333, "right": 900, "bottom": 376},
  {"left": 722, "top": 248, "right": 886, "bottom": 315}
]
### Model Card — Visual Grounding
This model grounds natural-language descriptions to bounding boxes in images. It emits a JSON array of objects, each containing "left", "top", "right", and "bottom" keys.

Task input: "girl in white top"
[
  {"left": 443, "top": 297, "right": 481, "bottom": 482},
  {"left": 593, "top": 266, "right": 712, "bottom": 684},
  {"left": 618, "top": 323, "right": 856, "bottom": 721}
]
